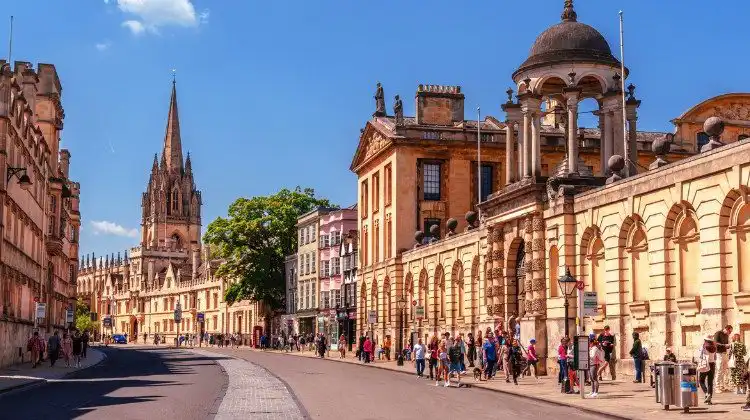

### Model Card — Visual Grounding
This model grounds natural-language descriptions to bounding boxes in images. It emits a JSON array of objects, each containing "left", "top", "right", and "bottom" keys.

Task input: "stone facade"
[
  {"left": 350, "top": 1, "right": 750, "bottom": 378},
  {"left": 76, "top": 81, "right": 266, "bottom": 344},
  {"left": 0, "top": 61, "right": 80, "bottom": 368}
]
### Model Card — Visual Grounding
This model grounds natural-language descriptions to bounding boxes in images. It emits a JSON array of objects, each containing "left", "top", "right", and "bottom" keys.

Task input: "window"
[
  {"left": 385, "top": 215, "right": 392, "bottom": 259},
  {"left": 322, "top": 260, "right": 330, "bottom": 277},
  {"left": 423, "top": 163, "right": 441, "bottom": 200},
  {"left": 321, "top": 234, "right": 329, "bottom": 248},
  {"left": 311, "top": 252, "right": 316, "bottom": 273},
  {"left": 480, "top": 164, "right": 493, "bottom": 202},
  {"left": 384, "top": 164, "right": 392, "bottom": 206},
  {"left": 372, "top": 172, "right": 380, "bottom": 212},
  {"left": 422, "top": 131, "right": 439, "bottom": 140},
  {"left": 361, "top": 180, "right": 369, "bottom": 218},
  {"left": 171, "top": 189, "right": 179, "bottom": 212},
  {"left": 322, "top": 291, "right": 330, "bottom": 309},
  {"left": 302, "top": 228, "right": 308, "bottom": 244},
  {"left": 332, "top": 257, "right": 340, "bottom": 275},
  {"left": 214, "top": 293, "right": 218, "bottom": 309},
  {"left": 331, "top": 289, "right": 341, "bottom": 308},
  {"left": 331, "top": 230, "right": 341, "bottom": 245},
  {"left": 697, "top": 132, "right": 709, "bottom": 151},
  {"left": 373, "top": 220, "right": 380, "bottom": 263},
  {"left": 311, "top": 282, "right": 317, "bottom": 307},
  {"left": 424, "top": 218, "right": 441, "bottom": 241},
  {"left": 362, "top": 226, "right": 368, "bottom": 266},
  {"left": 309, "top": 226, "right": 316, "bottom": 242},
  {"left": 480, "top": 133, "right": 494, "bottom": 142}
]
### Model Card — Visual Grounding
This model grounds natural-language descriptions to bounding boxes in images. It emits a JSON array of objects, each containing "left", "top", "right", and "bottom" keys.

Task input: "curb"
[
  {"left": 0, "top": 348, "right": 108, "bottom": 397},
  {"left": 238, "top": 348, "right": 633, "bottom": 420}
]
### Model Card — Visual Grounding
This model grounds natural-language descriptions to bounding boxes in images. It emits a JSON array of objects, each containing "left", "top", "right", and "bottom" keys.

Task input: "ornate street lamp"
[
  {"left": 396, "top": 296, "right": 407, "bottom": 366},
  {"left": 557, "top": 267, "right": 577, "bottom": 338}
]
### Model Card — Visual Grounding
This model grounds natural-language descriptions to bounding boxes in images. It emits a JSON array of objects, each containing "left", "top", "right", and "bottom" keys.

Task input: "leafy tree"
[
  {"left": 75, "top": 298, "right": 93, "bottom": 331},
  {"left": 204, "top": 187, "right": 335, "bottom": 309}
]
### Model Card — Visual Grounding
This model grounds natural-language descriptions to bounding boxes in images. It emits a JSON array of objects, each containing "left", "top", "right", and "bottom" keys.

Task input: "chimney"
[{"left": 415, "top": 84, "right": 464, "bottom": 126}]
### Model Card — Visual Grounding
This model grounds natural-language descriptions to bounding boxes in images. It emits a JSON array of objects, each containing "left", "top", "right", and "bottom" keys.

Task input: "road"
[
  {"left": 0, "top": 346, "right": 227, "bottom": 420},
  {"left": 206, "top": 348, "right": 602, "bottom": 420}
]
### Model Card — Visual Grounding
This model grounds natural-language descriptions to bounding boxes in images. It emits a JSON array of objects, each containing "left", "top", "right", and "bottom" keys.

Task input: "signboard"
[
  {"left": 66, "top": 309, "right": 74, "bottom": 324},
  {"left": 35, "top": 303, "right": 46, "bottom": 319},
  {"left": 415, "top": 306, "right": 425, "bottom": 320},
  {"left": 582, "top": 292, "right": 598, "bottom": 317},
  {"left": 573, "top": 335, "right": 590, "bottom": 371},
  {"left": 103, "top": 317, "right": 112, "bottom": 328},
  {"left": 174, "top": 302, "right": 182, "bottom": 323},
  {"left": 197, "top": 312, "right": 205, "bottom": 323},
  {"left": 367, "top": 310, "right": 377, "bottom": 324},
  {"left": 90, "top": 312, "right": 98, "bottom": 322}
]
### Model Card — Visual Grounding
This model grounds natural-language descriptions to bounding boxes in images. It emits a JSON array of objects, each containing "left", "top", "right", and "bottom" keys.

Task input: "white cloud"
[
  {"left": 122, "top": 20, "right": 145, "bottom": 35},
  {"left": 90, "top": 221, "right": 139, "bottom": 238},
  {"left": 95, "top": 40, "right": 112, "bottom": 51},
  {"left": 115, "top": 0, "right": 208, "bottom": 35}
]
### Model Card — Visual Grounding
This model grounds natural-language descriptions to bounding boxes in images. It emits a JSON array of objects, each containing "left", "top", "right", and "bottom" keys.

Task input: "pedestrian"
[
  {"left": 509, "top": 338, "right": 522, "bottom": 385},
  {"left": 339, "top": 334, "right": 346, "bottom": 358},
  {"left": 501, "top": 339, "right": 512, "bottom": 383},
  {"left": 318, "top": 334, "right": 327, "bottom": 358},
  {"left": 714, "top": 325, "right": 733, "bottom": 393},
  {"left": 523, "top": 338, "right": 539, "bottom": 380},
  {"left": 81, "top": 330, "right": 89, "bottom": 359},
  {"left": 383, "top": 335, "right": 392, "bottom": 361},
  {"left": 47, "top": 330, "right": 61, "bottom": 367},
  {"left": 729, "top": 333, "right": 747, "bottom": 395},
  {"left": 61, "top": 332, "right": 73, "bottom": 367},
  {"left": 589, "top": 339, "right": 604, "bottom": 398},
  {"left": 458, "top": 334, "right": 467, "bottom": 374},
  {"left": 629, "top": 331, "right": 644, "bottom": 383},
  {"left": 72, "top": 330, "right": 83, "bottom": 368},
  {"left": 558, "top": 336, "right": 569, "bottom": 388},
  {"left": 27, "top": 331, "right": 43, "bottom": 368},
  {"left": 437, "top": 343, "right": 450, "bottom": 387},
  {"left": 467, "top": 333, "right": 476, "bottom": 367},
  {"left": 448, "top": 338, "right": 463, "bottom": 387},
  {"left": 363, "top": 336, "right": 372, "bottom": 363},
  {"left": 597, "top": 325, "right": 616, "bottom": 381},
  {"left": 413, "top": 337, "right": 426, "bottom": 378},
  {"left": 482, "top": 337, "right": 496, "bottom": 380},
  {"left": 428, "top": 335, "right": 439, "bottom": 380},
  {"left": 696, "top": 335, "right": 717, "bottom": 405}
]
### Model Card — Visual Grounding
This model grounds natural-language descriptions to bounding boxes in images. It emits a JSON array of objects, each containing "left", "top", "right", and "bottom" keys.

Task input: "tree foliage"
[
  {"left": 75, "top": 297, "right": 93, "bottom": 332},
  {"left": 204, "top": 187, "right": 335, "bottom": 309}
]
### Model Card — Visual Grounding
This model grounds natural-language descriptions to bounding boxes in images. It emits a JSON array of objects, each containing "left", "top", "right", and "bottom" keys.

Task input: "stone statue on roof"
[
  {"left": 373, "top": 82, "right": 386, "bottom": 117},
  {"left": 393, "top": 94, "right": 403, "bottom": 125}
]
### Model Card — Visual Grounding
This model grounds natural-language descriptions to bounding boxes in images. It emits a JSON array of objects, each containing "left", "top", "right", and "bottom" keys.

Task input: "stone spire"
[
  {"left": 162, "top": 80, "right": 184, "bottom": 172},
  {"left": 561, "top": 0, "right": 577, "bottom": 22},
  {"left": 152, "top": 153, "right": 159, "bottom": 173},
  {"left": 185, "top": 151, "right": 192, "bottom": 174}
]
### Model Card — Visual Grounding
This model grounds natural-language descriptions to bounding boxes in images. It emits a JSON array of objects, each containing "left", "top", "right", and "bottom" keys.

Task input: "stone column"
[
  {"left": 603, "top": 110, "right": 614, "bottom": 174},
  {"left": 492, "top": 225, "right": 505, "bottom": 318},
  {"left": 517, "top": 131, "right": 524, "bottom": 181},
  {"left": 564, "top": 89, "right": 581, "bottom": 174},
  {"left": 522, "top": 110, "right": 531, "bottom": 178},
  {"left": 531, "top": 214, "right": 546, "bottom": 315},
  {"left": 523, "top": 216, "right": 534, "bottom": 315},
  {"left": 505, "top": 122, "right": 516, "bottom": 185},
  {"left": 531, "top": 112, "right": 542, "bottom": 177},
  {"left": 486, "top": 226, "right": 496, "bottom": 318}
]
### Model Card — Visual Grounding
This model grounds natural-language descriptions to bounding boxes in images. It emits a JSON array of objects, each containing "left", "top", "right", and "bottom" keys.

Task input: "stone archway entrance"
[{"left": 515, "top": 241, "right": 526, "bottom": 318}]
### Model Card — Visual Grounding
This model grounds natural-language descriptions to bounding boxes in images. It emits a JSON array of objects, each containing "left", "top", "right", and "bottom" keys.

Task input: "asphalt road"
[
  {"left": 0, "top": 346, "right": 227, "bottom": 420},
  {"left": 207, "top": 348, "right": 602, "bottom": 420}
]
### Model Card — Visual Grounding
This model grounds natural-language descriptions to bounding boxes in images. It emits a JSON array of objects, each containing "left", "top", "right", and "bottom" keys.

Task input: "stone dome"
[{"left": 515, "top": 5, "right": 621, "bottom": 75}]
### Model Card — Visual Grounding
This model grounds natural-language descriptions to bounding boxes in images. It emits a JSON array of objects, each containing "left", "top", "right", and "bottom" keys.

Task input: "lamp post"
[
  {"left": 396, "top": 296, "right": 407, "bottom": 366},
  {"left": 557, "top": 267, "right": 577, "bottom": 338}
]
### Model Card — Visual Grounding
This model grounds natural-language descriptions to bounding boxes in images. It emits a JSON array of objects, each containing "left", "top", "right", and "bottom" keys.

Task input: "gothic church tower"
[{"left": 141, "top": 80, "right": 202, "bottom": 250}]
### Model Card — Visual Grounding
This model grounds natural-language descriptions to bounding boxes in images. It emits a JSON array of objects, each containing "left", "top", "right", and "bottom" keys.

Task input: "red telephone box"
[{"left": 253, "top": 326, "right": 263, "bottom": 348}]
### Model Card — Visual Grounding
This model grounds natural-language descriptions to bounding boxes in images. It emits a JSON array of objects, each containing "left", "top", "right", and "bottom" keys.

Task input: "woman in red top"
[
  {"left": 362, "top": 336, "right": 373, "bottom": 363},
  {"left": 523, "top": 338, "right": 539, "bottom": 379}
]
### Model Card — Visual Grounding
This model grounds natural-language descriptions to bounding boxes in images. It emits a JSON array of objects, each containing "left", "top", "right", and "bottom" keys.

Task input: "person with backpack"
[
  {"left": 695, "top": 336, "right": 717, "bottom": 405},
  {"left": 447, "top": 338, "right": 463, "bottom": 387},
  {"left": 629, "top": 331, "right": 645, "bottom": 383}
]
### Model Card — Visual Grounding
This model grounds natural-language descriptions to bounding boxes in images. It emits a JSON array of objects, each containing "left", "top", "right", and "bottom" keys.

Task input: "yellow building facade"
[{"left": 351, "top": 1, "right": 750, "bottom": 376}]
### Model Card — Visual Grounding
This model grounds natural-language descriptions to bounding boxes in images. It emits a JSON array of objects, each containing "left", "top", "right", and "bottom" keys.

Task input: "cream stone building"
[
  {"left": 77, "top": 81, "right": 266, "bottom": 344},
  {"left": 351, "top": 1, "right": 750, "bottom": 376},
  {"left": 0, "top": 61, "right": 81, "bottom": 368}
]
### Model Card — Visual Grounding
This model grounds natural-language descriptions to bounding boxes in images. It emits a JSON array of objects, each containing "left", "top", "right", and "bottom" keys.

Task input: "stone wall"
[{"left": 0, "top": 319, "right": 35, "bottom": 368}]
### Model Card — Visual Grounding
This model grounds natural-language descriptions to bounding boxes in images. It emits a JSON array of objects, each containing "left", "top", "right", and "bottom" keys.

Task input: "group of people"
[
  {"left": 694, "top": 325, "right": 749, "bottom": 410},
  {"left": 26, "top": 329, "right": 89, "bottom": 369}
]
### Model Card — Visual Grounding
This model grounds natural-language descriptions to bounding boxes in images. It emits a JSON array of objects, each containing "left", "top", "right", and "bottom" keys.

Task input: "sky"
[{"left": 4, "top": 0, "right": 749, "bottom": 258}]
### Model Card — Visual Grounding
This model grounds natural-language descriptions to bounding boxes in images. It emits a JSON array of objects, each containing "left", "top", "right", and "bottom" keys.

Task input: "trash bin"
[
  {"left": 674, "top": 362, "right": 699, "bottom": 413},
  {"left": 654, "top": 361, "right": 676, "bottom": 408}
]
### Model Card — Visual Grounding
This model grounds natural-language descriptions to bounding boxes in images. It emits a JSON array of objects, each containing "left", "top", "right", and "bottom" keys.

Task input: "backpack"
[
  {"left": 449, "top": 344, "right": 461, "bottom": 362},
  {"left": 641, "top": 347, "right": 649, "bottom": 360}
]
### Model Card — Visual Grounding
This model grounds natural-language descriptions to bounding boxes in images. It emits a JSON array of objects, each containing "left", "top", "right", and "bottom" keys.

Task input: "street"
[
  {"left": 206, "top": 348, "right": 602, "bottom": 420},
  {"left": 0, "top": 346, "right": 226, "bottom": 420}
]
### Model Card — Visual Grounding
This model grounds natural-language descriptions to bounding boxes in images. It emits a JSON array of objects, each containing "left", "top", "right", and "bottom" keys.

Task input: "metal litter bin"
[
  {"left": 654, "top": 361, "right": 676, "bottom": 408},
  {"left": 674, "top": 362, "right": 699, "bottom": 413}
]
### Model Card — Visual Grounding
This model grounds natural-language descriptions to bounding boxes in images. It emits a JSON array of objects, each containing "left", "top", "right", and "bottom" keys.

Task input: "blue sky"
[{"left": 6, "top": 0, "right": 749, "bottom": 257}]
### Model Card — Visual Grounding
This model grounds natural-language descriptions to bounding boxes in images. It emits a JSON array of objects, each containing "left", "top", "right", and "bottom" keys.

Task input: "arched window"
[
  {"left": 586, "top": 238, "right": 606, "bottom": 305},
  {"left": 383, "top": 278, "right": 392, "bottom": 324},
  {"left": 548, "top": 245, "right": 559, "bottom": 297},
  {"left": 627, "top": 226, "right": 649, "bottom": 302},
  {"left": 453, "top": 261, "right": 464, "bottom": 320},
  {"left": 696, "top": 132, "right": 710, "bottom": 151},
  {"left": 674, "top": 215, "right": 700, "bottom": 297},
  {"left": 171, "top": 189, "right": 179, "bottom": 213}
]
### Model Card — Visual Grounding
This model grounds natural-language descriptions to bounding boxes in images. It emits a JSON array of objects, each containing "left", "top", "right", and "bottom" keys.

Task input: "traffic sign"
[
  {"left": 197, "top": 312, "right": 205, "bottom": 323},
  {"left": 412, "top": 300, "right": 417, "bottom": 306},
  {"left": 575, "top": 281, "right": 585, "bottom": 291},
  {"left": 103, "top": 317, "right": 112, "bottom": 328}
]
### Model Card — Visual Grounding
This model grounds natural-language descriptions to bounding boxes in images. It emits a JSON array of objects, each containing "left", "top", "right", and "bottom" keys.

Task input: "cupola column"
[
  {"left": 520, "top": 95, "right": 542, "bottom": 178},
  {"left": 502, "top": 95, "right": 522, "bottom": 185},
  {"left": 563, "top": 88, "right": 581, "bottom": 174},
  {"left": 521, "top": 108, "right": 531, "bottom": 178}
]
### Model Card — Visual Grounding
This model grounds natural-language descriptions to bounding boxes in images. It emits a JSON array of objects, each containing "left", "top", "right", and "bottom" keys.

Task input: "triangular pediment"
[
  {"left": 677, "top": 93, "right": 750, "bottom": 122},
  {"left": 349, "top": 121, "right": 394, "bottom": 171}
]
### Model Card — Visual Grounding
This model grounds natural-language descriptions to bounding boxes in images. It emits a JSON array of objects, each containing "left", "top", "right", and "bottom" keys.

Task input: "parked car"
[{"left": 112, "top": 334, "right": 127, "bottom": 344}]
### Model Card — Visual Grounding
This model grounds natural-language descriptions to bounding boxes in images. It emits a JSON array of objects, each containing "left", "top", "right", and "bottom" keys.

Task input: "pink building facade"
[{"left": 318, "top": 206, "right": 357, "bottom": 348}]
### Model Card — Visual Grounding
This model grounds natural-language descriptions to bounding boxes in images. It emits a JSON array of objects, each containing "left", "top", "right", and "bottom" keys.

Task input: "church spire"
[
  {"left": 162, "top": 78, "right": 184, "bottom": 172},
  {"left": 561, "top": 0, "right": 577, "bottom": 22}
]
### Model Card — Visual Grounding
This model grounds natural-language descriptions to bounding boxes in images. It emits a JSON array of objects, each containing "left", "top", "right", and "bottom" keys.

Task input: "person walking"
[
  {"left": 714, "top": 325, "right": 733, "bottom": 393},
  {"left": 597, "top": 325, "right": 616, "bottom": 381},
  {"left": 338, "top": 334, "right": 347, "bottom": 358},
  {"left": 501, "top": 339, "right": 512, "bottom": 383},
  {"left": 589, "top": 340, "right": 604, "bottom": 397},
  {"left": 413, "top": 338, "right": 426, "bottom": 378},
  {"left": 509, "top": 338, "right": 523, "bottom": 385},
  {"left": 363, "top": 336, "right": 373, "bottom": 363},
  {"left": 696, "top": 335, "right": 717, "bottom": 404},
  {"left": 458, "top": 335, "right": 467, "bottom": 374},
  {"left": 558, "top": 337, "right": 569, "bottom": 389},
  {"left": 466, "top": 333, "right": 476, "bottom": 367},
  {"left": 523, "top": 338, "right": 539, "bottom": 379},
  {"left": 729, "top": 333, "right": 747, "bottom": 395},
  {"left": 47, "top": 331, "right": 61, "bottom": 367},
  {"left": 448, "top": 338, "right": 463, "bottom": 387},
  {"left": 629, "top": 331, "right": 643, "bottom": 383},
  {"left": 72, "top": 331, "right": 83, "bottom": 368},
  {"left": 61, "top": 332, "right": 73, "bottom": 367},
  {"left": 428, "top": 335, "right": 439, "bottom": 380},
  {"left": 482, "top": 337, "right": 497, "bottom": 380},
  {"left": 27, "top": 332, "right": 44, "bottom": 368},
  {"left": 81, "top": 331, "right": 89, "bottom": 359},
  {"left": 437, "top": 343, "right": 450, "bottom": 387}
]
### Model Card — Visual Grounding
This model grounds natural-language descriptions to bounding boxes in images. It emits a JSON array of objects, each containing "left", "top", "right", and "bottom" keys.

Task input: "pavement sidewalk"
[
  {"left": 0, "top": 346, "right": 106, "bottom": 394},
  {"left": 230, "top": 346, "right": 747, "bottom": 420}
]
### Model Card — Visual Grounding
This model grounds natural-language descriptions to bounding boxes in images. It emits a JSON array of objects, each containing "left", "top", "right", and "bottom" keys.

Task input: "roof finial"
[
  {"left": 171, "top": 68, "right": 176, "bottom": 85},
  {"left": 562, "top": 0, "right": 577, "bottom": 22}
]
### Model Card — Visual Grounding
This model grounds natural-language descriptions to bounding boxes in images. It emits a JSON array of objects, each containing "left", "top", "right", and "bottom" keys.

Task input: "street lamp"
[
  {"left": 557, "top": 267, "right": 577, "bottom": 338},
  {"left": 396, "top": 296, "right": 407, "bottom": 366}
]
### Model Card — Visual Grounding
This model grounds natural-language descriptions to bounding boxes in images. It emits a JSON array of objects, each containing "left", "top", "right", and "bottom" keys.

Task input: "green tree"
[
  {"left": 204, "top": 187, "right": 335, "bottom": 309},
  {"left": 75, "top": 297, "right": 93, "bottom": 331}
]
